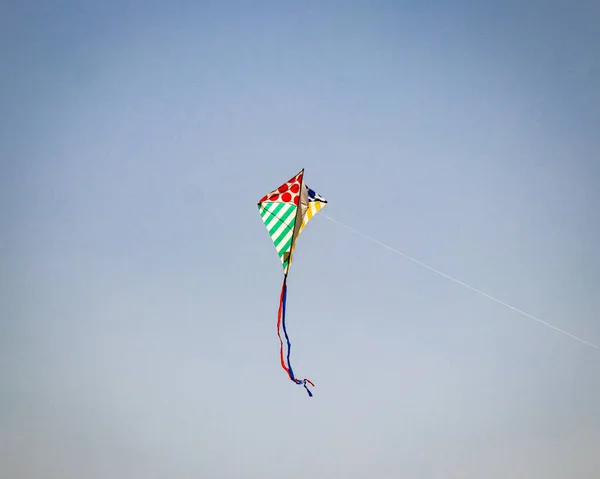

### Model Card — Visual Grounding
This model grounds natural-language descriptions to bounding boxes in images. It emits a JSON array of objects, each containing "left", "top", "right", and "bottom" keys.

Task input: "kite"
[{"left": 257, "top": 168, "right": 328, "bottom": 397}]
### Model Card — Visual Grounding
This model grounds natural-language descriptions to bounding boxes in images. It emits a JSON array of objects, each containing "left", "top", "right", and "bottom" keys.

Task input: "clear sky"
[{"left": 1, "top": 1, "right": 599, "bottom": 477}]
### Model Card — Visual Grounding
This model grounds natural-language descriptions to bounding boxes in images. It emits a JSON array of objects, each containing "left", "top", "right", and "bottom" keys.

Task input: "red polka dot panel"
[{"left": 258, "top": 171, "right": 304, "bottom": 204}]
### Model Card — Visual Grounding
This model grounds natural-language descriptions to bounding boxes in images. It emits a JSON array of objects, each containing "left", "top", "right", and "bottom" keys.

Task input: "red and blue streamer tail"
[{"left": 276, "top": 276, "right": 314, "bottom": 397}]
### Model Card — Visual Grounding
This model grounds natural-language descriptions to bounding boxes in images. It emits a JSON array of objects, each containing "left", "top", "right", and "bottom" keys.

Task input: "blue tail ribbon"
[{"left": 277, "top": 275, "right": 314, "bottom": 397}]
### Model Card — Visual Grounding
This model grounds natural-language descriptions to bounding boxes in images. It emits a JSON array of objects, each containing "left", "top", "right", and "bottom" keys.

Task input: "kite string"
[{"left": 317, "top": 212, "right": 599, "bottom": 351}]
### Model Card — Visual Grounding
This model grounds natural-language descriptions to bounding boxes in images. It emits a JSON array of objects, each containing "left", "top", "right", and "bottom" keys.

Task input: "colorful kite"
[{"left": 257, "top": 168, "right": 327, "bottom": 397}]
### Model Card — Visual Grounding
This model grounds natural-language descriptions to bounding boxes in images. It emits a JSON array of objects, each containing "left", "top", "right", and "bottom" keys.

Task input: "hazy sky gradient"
[{"left": 1, "top": 1, "right": 599, "bottom": 478}]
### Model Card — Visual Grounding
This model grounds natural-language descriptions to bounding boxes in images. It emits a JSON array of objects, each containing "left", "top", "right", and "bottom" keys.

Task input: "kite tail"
[{"left": 277, "top": 275, "right": 314, "bottom": 397}]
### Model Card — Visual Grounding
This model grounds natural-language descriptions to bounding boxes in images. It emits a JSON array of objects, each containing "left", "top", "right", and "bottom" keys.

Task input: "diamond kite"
[{"left": 257, "top": 168, "right": 327, "bottom": 397}]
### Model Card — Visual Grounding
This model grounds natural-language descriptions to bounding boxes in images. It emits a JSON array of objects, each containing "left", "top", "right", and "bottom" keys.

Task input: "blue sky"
[{"left": 1, "top": 1, "right": 599, "bottom": 477}]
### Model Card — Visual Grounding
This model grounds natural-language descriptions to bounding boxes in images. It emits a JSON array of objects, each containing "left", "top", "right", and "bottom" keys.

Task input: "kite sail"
[{"left": 257, "top": 168, "right": 327, "bottom": 397}]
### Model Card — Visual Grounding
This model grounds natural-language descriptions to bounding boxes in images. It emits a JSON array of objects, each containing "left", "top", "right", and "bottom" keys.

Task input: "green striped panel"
[{"left": 258, "top": 202, "right": 298, "bottom": 271}]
